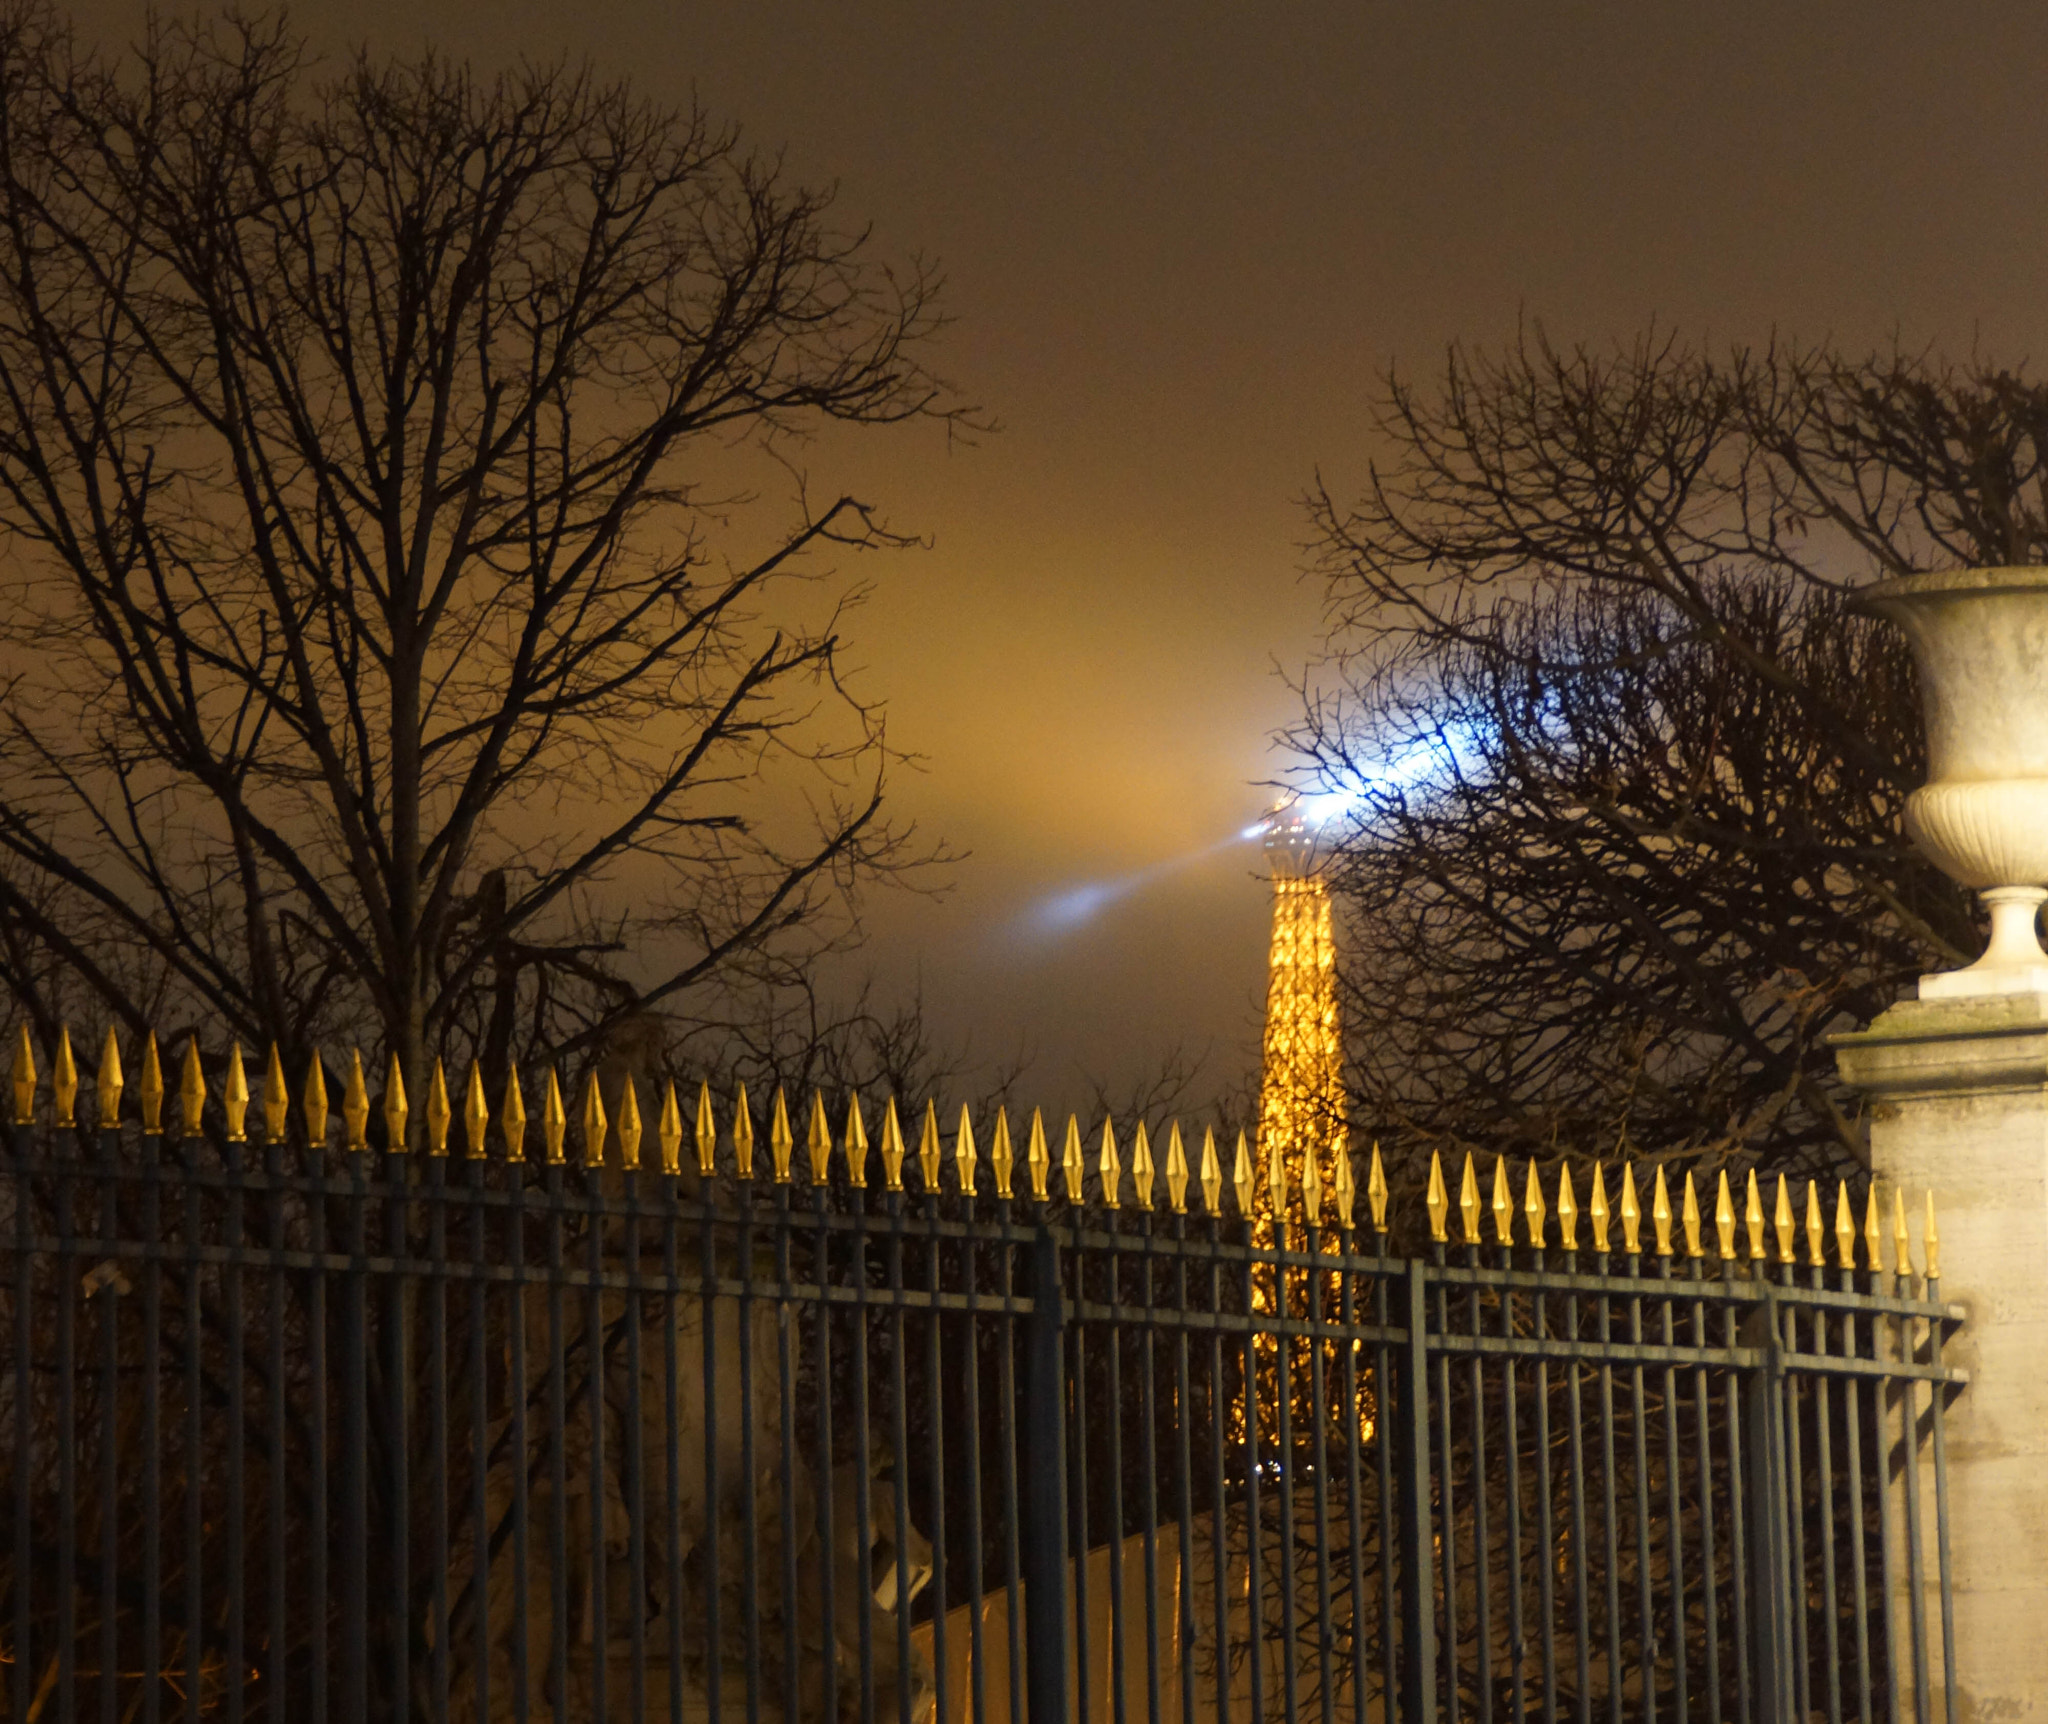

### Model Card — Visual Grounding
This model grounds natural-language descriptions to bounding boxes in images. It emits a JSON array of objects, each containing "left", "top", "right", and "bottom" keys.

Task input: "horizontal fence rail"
[{"left": 0, "top": 1030, "right": 1963, "bottom": 1724}]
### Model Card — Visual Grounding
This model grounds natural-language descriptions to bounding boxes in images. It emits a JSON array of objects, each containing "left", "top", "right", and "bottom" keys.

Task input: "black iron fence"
[{"left": 0, "top": 1033, "right": 1961, "bottom": 1724}]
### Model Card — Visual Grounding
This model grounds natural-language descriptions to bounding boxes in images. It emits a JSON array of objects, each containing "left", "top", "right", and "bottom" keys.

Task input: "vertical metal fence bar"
[
  {"left": 1206, "top": 1214, "right": 1232, "bottom": 1724},
  {"left": 506, "top": 1146, "right": 534, "bottom": 1724},
  {"left": 544, "top": 1159, "right": 571, "bottom": 1724},
  {"left": 1593, "top": 1250, "right": 1621, "bottom": 1724},
  {"left": 1804, "top": 1257, "right": 1841, "bottom": 1724},
  {"left": 1837, "top": 1291, "right": 1871, "bottom": 1724},
  {"left": 306, "top": 1126, "right": 331, "bottom": 1724},
  {"left": 1430, "top": 1244, "right": 1458, "bottom": 1724},
  {"left": 1690, "top": 1279, "right": 1720, "bottom": 1724},
  {"left": 1139, "top": 1226, "right": 1162, "bottom": 1724},
  {"left": 96, "top": 1121, "right": 122, "bottom": 1724},
  {"left": 1307, "top": 1229, "right": 1335, "bottom": 1724},
  {"left": 698, "top": 1175, "right": 725, "bottom": 1724},
  {"left": 1070, "top": 1226, "right": 1094, "bottom": 1724},
  {"left": 1000, "top": 1204, "right": 1027, "bottom": 1724},
  {"left": 1782, "top": 1299, "right": 1812, "bottom": 1724},
  {"left": 466, "top": 1156, "right": 493, "bottom": 1724},
  {"left": 1371, "top": 1247, "right": 1395, "bottom": 1724},
  {"left": 585, "top": 1173, "right": 613, "bottom": 1724},
  {"left": 386, "top": 1141, "right": 411, "bottom": 1724},
  {"left": 1275, "top": 1229, "right": 1299, "bottom": 1724},
  {"left": 737, "top": 1184, "right": 762, "bottom": 1724},
  {"left": 849, "top": 1205, "right": 876, "bottom": 1724},
  {"left": 774, "top": 1185, "right": 800, "bottom": 1724},
  {"left": 1722, "top": 1296, "right": 1751, "bottom": 1724},
  {"left": 56, "top": 1118, "right": 78, "bottom": 1724},
  {"left": 9, "top": 1119, "right": 32, "bottom": 1724},
  {"left": 1470, "top": 1242, "right": 1495, "bottom": 1724},
  {"left": 1657, "top": 1260, "right": 1688, "bottom": 1724},
  {"left": 224, "top": 1129, "right": 247, "bottom": 1724},
  {"left": 886, "top": 1194, "right": 914, "bottom": 1724},
  {"left": 1892, "top": 1276, "right": 1930, "bottom": 1724},
  {"left": 1105, "top": 1226, "right": 1130, "bottom": 1724},
  {"left": 1023, "top": 1224, "right": 1069, "bottom": 1724},
  {"left": 427, "top": 1151, "right": 452, "bottom": 1724},
  {"left": 1241, "top": 1242, "right": 1263, "bottom": 1724},
  {"left": 1395, "top": 1260, "right": 1436, "bottom": 1724},
  {"left": 925, "top": 1191, "right": 952, "bottom": 1724},
  {"left": 1531, "top": 1251, "right": 1557, "bottom": 1724},
  {"left": 143, "top": 1123, "right": 165, "bottom": 1724},
  {"left": 1923, "top": 1275, "right": 1957, "bottom": 1724},
  {"left": 1500, "top": 1247, "right": 1526, "bottom": 1724},
  {"left": 206, "top": 1136, "right": 233, "bottom": 1724},
  {"left": 1562, "top": 1248, "right": 1590, "bottom": 1724},
  {"left": 1170, "top": 1223, "right": 1200, "bottom": 1724},
  {"left": 809, "top": 1189, "right": 834, "bottom": 1724},
  {"left": 622, "top": 1170, "right": 648, "bottom": 1724},
  {"left": 265, "top": 1126, "right": 290, "bottom": 1724},
  {"left": 1869, "top": 1297, "right": 1901, "bottom": 1724},
  {"left": 1625, "top": 1255, "right": 1656, "bottom": 1724},
  {"left": 1338, "top": 1238, "right": 1366, "bottom": 1724},
  {"left": 962, "top": 1208, "right": 989, "bottom": 1724},
  {"left": 661, "top": 1171, "right": 686, "bottom": 1724}
]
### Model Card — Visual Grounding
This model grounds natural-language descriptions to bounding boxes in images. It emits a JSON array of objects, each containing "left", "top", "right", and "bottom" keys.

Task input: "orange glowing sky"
[{"left": 67, "top": 0, "right": 2048, "bottom": 1102}]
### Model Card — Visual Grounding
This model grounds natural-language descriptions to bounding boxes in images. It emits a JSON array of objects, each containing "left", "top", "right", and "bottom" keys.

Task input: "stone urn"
[{"left": 1860, "top": 564, "right": 2048, "bottom": 997}]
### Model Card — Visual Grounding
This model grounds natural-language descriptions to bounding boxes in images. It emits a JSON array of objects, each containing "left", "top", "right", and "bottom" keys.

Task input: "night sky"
[{"left": 67, "top": 0, "right": 2048, "bottom": 1103}]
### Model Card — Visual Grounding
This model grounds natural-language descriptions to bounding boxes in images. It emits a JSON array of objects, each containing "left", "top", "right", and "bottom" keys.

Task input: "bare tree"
[
  {"left": 0, "top": 5, "right": 969, "bottom": 1108},
  {"left": 1293, "top": 333, "right": 2048, "bottom": 1176}
]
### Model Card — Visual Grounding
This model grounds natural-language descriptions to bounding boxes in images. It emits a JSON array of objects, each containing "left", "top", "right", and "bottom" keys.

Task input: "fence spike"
[
  {"left": 99, "top": 1029, "right": 124, "bottom": 1128},
  {"left": 141, "top": 1033, "right": 163, "bottom": 1135},
  {"left": 991, "top": 1106, "right": 1014, "bottom": 1199},
  {"left": 1713, "top": 1169, "right": 1735, "bottom": 1260},
  {"left": 262, "top": 1044, "right": 287, "bottom": 1143},
  {"left": 182, "top": 1037, "right": 208, "bottom": 1139},
  {"left": 1368, "top": 1141, "right": 1389, "bottom": 1233},
  {"left": 1557, "top": 1162, "right": 1579, "bottom": 1251},
  {"left": 1651, "top": 1165, "right": 1673, "bottom": 1257},
  {"left": 383, "top": 1052, "right": 409, "bottom": 1152},
  {"left": 1265, "top": 1135, "right": 1286, "bottom": 1222},
  {"left": 1524, "top": 1159, "right": 1547, "bottom": 1249},
  {"left": 1893, "top": 1186, "right": 1912, "bottom": 1279},
  {"left": 617, "top": 1077, "right": 642, "bottom": 1172},
  {"left": 465, "top": 1063, "right": 490, "bottom": 1160},
  {"left": 1426, "top": 1150, "right": 1449, "bottom": 1243},
  {"left": 1773, "top": 1174, "right": 1795, "bottom": 1264},
  {"left": 1300, "top": 1137, "right": 1320, "bottom": 1225},
  {"left": 693, "top": 1082, "right": 715, "bottom": 1178},
  {"left": 1233, "top": 1130, "right": 1253, "bottom": 1216},
  {"left": 1458, "top": 1152, "right": 1481, "bottom": 1246},
  {"left": 1864, "top": 1183, "right": 1885, "bottom": 1275},
  {"left": 1744, "top": 1170, "right": 1766, "bottom": 1260},
  {"left": 1620, "top": 1162, "right": 1642, "bottom": 1254},
  {"left": 303, "top": 1052, "right": 327, "bottom": 1146},
  {"left": 1834, "top": 1182, "right": 1856, "bottom": 1270},
  {"left": 769, "top": 1087, "right": 793, "bottom": 1183},
  {"left": 1026, "top": 1106, "right": 1050, "bottom": 1201},
  {"left": 1165, "top": 1121, "right": 1188, "bottom": 1214},
  {"left": 919, "top": 1099, "right": 942, "bottom": 1194},
  {"left": 1064, "top": 1115, "right": 1085, "bottom": 1203},
  {"left": 659, "top": 1081, "right": 683, "bottom": 1176},
  {"left": 1132, "top": 1121, "right": 1155, "bottom": 1211},
  {"left": 541, "top": 1068, "right": 566, "bottom": 1165},
  {"left": 807, "top": 1092, "right": 832, "bottom": 1186},
  {"left": 12, "top": 1024, "right": 34, "bottom": 1124},
  {"left": 846, "top": 1094, "right": 870, "bottom": 1189},
  {"left": 1100, "top": 1118, "right": 1122, "bottom": 1210},
  {"left": 1198, "top": 1124, "right": 1221, "bottom": 1214},
  {"left": 53, "top": 1026, "right": 76, "bottom": 1129},
  {"left": 1490, "top": 1156, "right": 1513, "bottom": 1247},
  {"left": 731, "top": 1082, "right": 754, "bottom": 1180},
  {"left": 956, "top": 1103, "right": 979, "bottom": 1197},
  {"left": 221, "top": 1042, "right": 248, "bottom": 1142},
  {"left": 1925, "top": 1190, "right": 1940, "bottom": 1280},
  {"left": 501, "top": 1065, "right": 527, "bottom": 1162},
  {"left": 343, "top": 1050, "right": 368, "bottom": 1150},
  {"left": 426, "top": 1060, "right": 451, "bottom": 1156},
  {"left": 1590, "top": 1164, "right": 1611, "bottom": 1253},
  {"left": 1333, "top": 1134, "right": 1355, "bottom": 1228},
  {"left": 1805, "top": 1181, "right": 1825, "bottom": 1268},
  {"left": 881, "top": 1098, "right": 907, "bottom": 1191},
  {"left": 1682, "top": 1170, "right": 1704, "bottom": 1259}
]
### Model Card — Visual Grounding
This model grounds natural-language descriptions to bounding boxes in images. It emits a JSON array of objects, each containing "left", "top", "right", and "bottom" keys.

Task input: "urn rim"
[{"left": 1857, "top": 563, "right": 2048, "bottom": 613}]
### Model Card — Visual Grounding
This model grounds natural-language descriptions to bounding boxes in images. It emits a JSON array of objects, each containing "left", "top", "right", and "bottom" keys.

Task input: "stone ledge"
[{"left": 1832, "top": 993, "right": 2048, "bottom": 1097}]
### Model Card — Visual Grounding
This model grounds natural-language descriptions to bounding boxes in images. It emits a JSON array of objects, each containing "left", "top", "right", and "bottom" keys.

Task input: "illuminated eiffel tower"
[{"left": 1254, "top": 798, "right": 1344, "bottom": 1212}]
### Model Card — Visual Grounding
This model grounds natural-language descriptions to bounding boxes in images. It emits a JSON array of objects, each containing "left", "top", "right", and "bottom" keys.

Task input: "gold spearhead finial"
[
  {"left": 659, "top": 1081, "right": 683, "bottom": 1176},
  {"left": 1300, "top": 1139, "right": 1321, "bottom": 1225},
  {"left": 1805, "top": 1181, "right": 1825, "bottom": 1267},
  {"left": 956, "top": 1104, "right": 979, "bottom": 1197},
  {"left": 52, "top": 1026, "right": 77, "bottom": 1129},
  {"left": 693, "top": 1081, "right": 715, "bottom": 1177},
  {"left": 1620, "top": 1162, "right": 1642, "bottom": 1254},
  {"left": 1773, "top": 1174, "right": 1794, "bottom": 1264},
  {"left": 991, "top": 1107, "right": 1014, "bottom": 1199},
  {"left": 342, "top": 1049, "right": 369, "bottom": 1150},
  {"left": 541, "top": 1068, "right": 566, "bottom": 1165},
  {"left": 1028, "top": 1108, "right": 1051, "bottom": 1201},
  {"left": 1590, "top": 1164, "right": 1611, "bottom": 1253},
  {"left": 1892, "top": 1187, "right": 1911, "bottom": 1278},
  {"left": 12, "top": 1024, "right": 35, "bottom": 1124},
  {"left": 807, "top": 1092, "right": 833, "bottom": 1185},
  {"left": 881, "top": 1097, "right": 907, "bottom": 1191},
  {"left": 303, "top": 1053, "right": 328, "bottom": 1146},
  {"left": 426, "top": 1060, "right": 451, "bottom": 1156},
  {"left": 1744, "top": 1170, "right": 1765, "bottom": 1260},
  {"left": 1715, "top": 1170, "right": 1737, "bottom": 1260},
  {"left": 464, "top": 1063, "right": 490, "bottom": 1159},
  {"left": 1199, "top": 1124, "right": 1223, "bottom": 1214},
  {"left": 1925, "top": 1190, "right": 1940, "bottom": 1279},
  {"left": 1333, "top": 1136, "right": 1355, "bottom": 1228},
  {"left": 222, "top": 1042, "right": 249, "bottom": 1142},
  {"left": 1233, "top": 1130, "right": 1254, "bottom": 1215},
  {"left": 1490, "top": 1156, "right": 1513, "bottom": 1247},
  {"left": 1368, "top": 1141, "right": 1389, "bottom": 1232},
  {"left": 261, "top": 1044, "right": 287, "bottom": 1142},
  {"left": 1864, "top": 1184, "right": 1885, "bottom": 1275},
  {"left": 1524, "top": 1160, "right": 1547, "bottom": 1249},
  {"left": 141, "top": 1033, "right": 163, "bottom": 1135},
  {"left": 1834, "top": 1182, "right": 1856, "bottom": 1270},
  {"left": 1557, "top": 1163, "right": 1578, "bottom": 1251},
  {"left": 1682, "top": 1171, "right": 1704, "bottom": 1259},
  {"left": 98, "top": 1029, "right": 124, "bottom": 1127},
  {"left": 181, "top": 1036, "right": 207, "bottom": 1138},
  {"left": 845, "top": 1094, "right": 870, "bottom": 1188},
  {"left": 1458, "top": 1153, "right": 1480, "bottom": 1245},
  {"left": 383, "top": 1052, "right": 409, "bottom": 1151},
  {"left": 1132, "top": 1121, "right": 1155, "bottom": 1211},
  {"left": 918, "top": 1100, "right": 942, "bottom": 1194},
  {"left": 1651, "top": 1165, "right": 1674, "bottom": 1257},
  {"left": 1099, "top": 1119, "right": 1121, "bottom": 1209},
  {"left": 1165, "top": 1122, "right": 1188, "bottom": 1214},
  {"left": 731, "top": 1083, "right": 754, "bottom": 1179},
  {"left": 1425, "top": 1151, "right": 1449, "bottom": 1242},
  {"left": 1062, "top": 1115, "right": 1084, "bottom": 1202},
  {"left": 1265, "top": 1136, "right": 1286, "bottom": 1219},
  {"left": 501, "top": 1065, "right": 528, "bottom": 1161},
  {"left": 769, "top": 1088, "right": 793, "bottom": 1183},
  {"left": 616, "top": 1078, "right": 642, "bottom": 1171}
]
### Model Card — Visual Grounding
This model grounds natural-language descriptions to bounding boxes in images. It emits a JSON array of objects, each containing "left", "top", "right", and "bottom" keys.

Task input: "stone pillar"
[{"left": 1835, "top": 992, "right": 2048, "bottom": 1723}]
